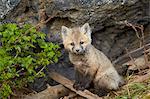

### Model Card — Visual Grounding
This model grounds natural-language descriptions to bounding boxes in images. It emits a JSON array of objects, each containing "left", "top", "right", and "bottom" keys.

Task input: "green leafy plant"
[{"left": 0, "top": 23, "right": 61, "bottom": 98}]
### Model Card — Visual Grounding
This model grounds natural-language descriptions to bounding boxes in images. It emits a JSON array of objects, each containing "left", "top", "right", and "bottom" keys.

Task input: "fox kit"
[{"left": 61, "top": 23, "right": 124, "bottom": 96}]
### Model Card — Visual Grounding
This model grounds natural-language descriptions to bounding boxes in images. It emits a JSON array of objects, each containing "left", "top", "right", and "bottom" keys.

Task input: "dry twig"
[
  {"left": 125, "top": 48, "right": 141, "bottom": 71},
  {"left": 125, "top": 21, "right": 149, "bottom": 67}
]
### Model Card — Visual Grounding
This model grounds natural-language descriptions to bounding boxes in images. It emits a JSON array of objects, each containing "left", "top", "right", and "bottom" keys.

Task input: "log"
[
  {"left": 133, "top": 70, "right": 150, "bottom": 83},
  {"left": 24, "top": 84, "right": 70, "bottom": 99},
  {"left": 49, "top": 71, "right": 102, "bottom": 99},
  {"left": 113, "top": 43, "right": 150, "bottom": 65}
]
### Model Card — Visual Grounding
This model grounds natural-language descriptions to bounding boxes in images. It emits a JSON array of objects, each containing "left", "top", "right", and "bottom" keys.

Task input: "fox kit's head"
[{"left": 61, "top": 23, "right": 92, "bottom": 54}]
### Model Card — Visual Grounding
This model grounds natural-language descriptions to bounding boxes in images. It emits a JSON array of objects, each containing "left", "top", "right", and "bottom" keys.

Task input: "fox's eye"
[
  {"left": 70, "top": 42, "right": 74, "bottom": 46},
  {"left": 80, "top": 41, "right": 84, "bottom": 44}
]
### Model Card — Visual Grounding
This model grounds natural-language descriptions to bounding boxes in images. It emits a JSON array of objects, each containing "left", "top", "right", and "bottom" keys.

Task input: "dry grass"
[{"left": 103, "top": 69, "right": 150, "bottom": 99}]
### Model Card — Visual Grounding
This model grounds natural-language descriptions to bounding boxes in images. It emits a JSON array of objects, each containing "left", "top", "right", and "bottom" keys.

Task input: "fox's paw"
[{"left": 73, "top": 82, "right": 85, "bottom": 91}]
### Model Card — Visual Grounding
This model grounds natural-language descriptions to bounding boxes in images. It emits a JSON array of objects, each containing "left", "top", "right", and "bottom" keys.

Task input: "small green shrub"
[{"left": 0, "top": 23, "right": 61, "bottom": 98}]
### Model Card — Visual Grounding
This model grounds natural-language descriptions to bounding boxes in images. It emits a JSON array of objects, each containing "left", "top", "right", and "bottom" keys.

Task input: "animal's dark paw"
[{"left": 73, "top": 82, "right": 85, "bottom": 91}]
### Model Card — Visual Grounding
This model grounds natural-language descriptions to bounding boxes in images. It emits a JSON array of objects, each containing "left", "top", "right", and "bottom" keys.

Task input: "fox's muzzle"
[{"left": 73, "top": 47, "right": 85, "bottom": 54}]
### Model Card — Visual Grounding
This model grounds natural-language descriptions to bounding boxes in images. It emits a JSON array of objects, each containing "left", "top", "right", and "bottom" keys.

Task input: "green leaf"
[
  {"left": 23, "top": 36, "right": 31, "bottom": 41},
  {"left": 47, "top": 51, "right": 55, "bottom": 58},
  {"left": 16, "top": 45, "right": 21, "bottom": 52},
  {"left": 38, "top": 32, "right": 46, "bottom": 39},
  {"left": 115, "top": 96, "right": 128, "bottom": 99},
  {"left": 30, "top": 28, "right": 36, "bottom": 33},
  {"left": 7, "top": 23, "right": 18, "bottom": 31},
  {"left": 6, "top": 73, "right": 13, "bottom": 79},
  {"left": 53, "top": 57, "right": 58, "bottom": 63},
  {"left": 0, "top": 83, "right": 12, "bottom": 98}
]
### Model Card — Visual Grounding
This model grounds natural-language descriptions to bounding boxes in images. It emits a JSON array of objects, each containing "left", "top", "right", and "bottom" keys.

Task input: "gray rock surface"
[
  {"left": 0, "top": 0, "right": 21, "bottom": 19},
  {"left": 45, "top": 0, "right": 150, "bottom": 61}
]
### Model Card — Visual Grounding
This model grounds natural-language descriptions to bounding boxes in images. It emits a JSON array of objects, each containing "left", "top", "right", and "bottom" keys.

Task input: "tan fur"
[{"left": 61, "top": 23, "right": 124, "bottom": 90}]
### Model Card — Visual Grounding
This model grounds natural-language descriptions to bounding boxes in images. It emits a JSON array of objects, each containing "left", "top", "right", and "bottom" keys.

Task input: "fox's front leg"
[
  {"left": 73, "top": 69, "right": 93, "bottom": 91},
  {"left": 73, "top": 70, "right": 84, "bottom": 90}
]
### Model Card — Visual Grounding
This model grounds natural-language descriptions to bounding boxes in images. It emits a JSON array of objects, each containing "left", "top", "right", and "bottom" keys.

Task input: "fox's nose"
[{"left": 76, "top": 49, "right": 80, "bottom": 52}]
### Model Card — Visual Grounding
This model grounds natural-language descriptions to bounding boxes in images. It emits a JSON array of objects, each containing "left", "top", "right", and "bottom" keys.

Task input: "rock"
[
  {"left": 44, "top": 0, "right": 150, "bottom": 61},
  {"left": 0, "top": 0, "right": 21, "bottom": 19}
]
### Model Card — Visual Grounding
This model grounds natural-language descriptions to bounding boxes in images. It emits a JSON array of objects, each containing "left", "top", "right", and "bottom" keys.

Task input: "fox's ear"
[
  {"left": 81, "top": 23, "right": 91, "bottom": 38},
  {"left": 61, "top": 26, "right": 70, "bottom": 39}
]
